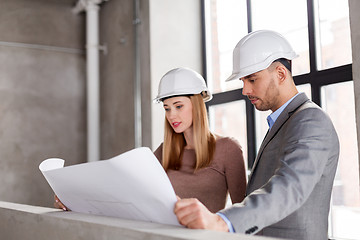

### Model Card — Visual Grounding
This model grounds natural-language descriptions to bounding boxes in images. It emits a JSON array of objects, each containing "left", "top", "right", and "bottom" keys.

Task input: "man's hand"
[{"left": 174, "top": 198, "right": 229, "bottom": 232}]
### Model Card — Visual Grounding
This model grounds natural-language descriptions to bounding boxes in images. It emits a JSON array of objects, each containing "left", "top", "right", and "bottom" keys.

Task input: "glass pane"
[
  {"left": 316, "top": 0, "right": 352, "bottom": 70},
  {"left": 321, "top": 82, "right": 360, "bottom": 240},
  {"left": 204, "top": 0, "right": 248, "bottom": 94},
  {"left": 254, "top": 108, "right": 271, "bottom": 152},
  {"left": 208, "top": 100, "right": 248, "bottom": 170},
  {"left": 296, "top": 84, "right": 312, "bottom": 100},
  {"left": 251, "top": 0, "right": 310, "bottom": 76}
]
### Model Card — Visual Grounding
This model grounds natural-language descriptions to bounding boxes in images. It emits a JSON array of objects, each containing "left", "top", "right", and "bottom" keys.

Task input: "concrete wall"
[
  {"left": 349, "top": 0, "right": 360, "bottom": 174},
  {"left": 0, "top": 0, "right": 86, "bottom": 207},
  {"left": 0, "top": 0, "right": 201, "bottom": 208},
  {"left": 100, "top": 0, "right": 152, "bottom": 159},
  {"left": 0, "top": 201, "right": 281, "bottom": 240}
]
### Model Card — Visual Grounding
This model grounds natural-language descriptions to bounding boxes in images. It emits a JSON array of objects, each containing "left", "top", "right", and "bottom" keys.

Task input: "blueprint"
[{"left": 39, "top": 147, "right": 180, "bottom": 226}]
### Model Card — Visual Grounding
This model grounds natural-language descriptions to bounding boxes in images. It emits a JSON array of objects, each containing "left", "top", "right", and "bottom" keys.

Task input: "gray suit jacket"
[{"left": 220, "top": 93, "right": 339, "bottom": 240}]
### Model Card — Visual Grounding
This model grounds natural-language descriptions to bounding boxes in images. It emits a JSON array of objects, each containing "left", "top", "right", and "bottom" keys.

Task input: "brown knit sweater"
[{"left": 154, "top": 136, "right": 246, "bottom": 213}]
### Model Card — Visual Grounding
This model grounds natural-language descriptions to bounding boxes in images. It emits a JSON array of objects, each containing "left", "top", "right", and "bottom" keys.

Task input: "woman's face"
[{"left": 163, "top": 96, "right": 193, "bottom": 134}]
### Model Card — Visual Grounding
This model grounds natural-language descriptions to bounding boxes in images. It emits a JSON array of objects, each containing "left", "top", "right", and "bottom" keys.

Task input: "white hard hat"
[
  {"left": 226, "top": 30, "right": 299, "bottom": 81},
  {"left": 154, "top": 67, "right": 212, "bottom": 103}
]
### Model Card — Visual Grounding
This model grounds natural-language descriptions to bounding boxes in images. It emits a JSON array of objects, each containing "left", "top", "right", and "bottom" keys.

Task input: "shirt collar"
[{"left": 267, "top": 93, "right": 300, "bottom": 129}]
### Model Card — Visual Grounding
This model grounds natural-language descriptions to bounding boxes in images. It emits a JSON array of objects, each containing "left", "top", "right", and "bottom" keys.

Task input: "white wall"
[{"left": 149, "top": 0, "right": 203, "bottom": 150}]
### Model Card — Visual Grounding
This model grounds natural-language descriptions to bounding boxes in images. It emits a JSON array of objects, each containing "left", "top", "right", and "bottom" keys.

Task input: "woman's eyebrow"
[{"left": 163, "top": 101, "right": 182, "bottom": 107}]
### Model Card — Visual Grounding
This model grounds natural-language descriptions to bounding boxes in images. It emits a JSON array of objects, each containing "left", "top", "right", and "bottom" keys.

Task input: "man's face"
[{"left": 241, "top": 67, "right": 281, "bottom": 112}]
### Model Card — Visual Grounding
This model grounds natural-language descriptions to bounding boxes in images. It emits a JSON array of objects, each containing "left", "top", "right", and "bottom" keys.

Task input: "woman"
[
  {"left": 55, "top": 67, "right": 247, "bottom": 213},
  {"left": 153, "top": 67, "right": 246, "bottom": 213}
]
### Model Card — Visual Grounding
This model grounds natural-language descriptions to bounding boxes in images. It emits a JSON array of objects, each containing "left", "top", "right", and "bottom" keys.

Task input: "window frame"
[{"left": 201, "top": 0, "right": 353, "bottom": 169}]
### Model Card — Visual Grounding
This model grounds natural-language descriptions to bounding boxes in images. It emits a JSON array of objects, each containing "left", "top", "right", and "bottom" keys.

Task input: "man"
[{"left": 174, "top": 30, "right": 340, "bottom": 240}]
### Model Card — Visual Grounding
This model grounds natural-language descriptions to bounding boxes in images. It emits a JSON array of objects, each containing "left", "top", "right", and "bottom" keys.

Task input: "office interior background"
[{"left": 0, "top": 0, "right": 359, "bottom": 239}]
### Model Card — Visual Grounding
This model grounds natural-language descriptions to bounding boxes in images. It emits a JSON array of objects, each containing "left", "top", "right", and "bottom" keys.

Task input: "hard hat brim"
[
  {"left": 225, "top": 72, "right": 241, "bottom": 82},
  {"left": 226, "top": 53, "right": 299, "bottom": 82},
  {"left": 153, "top": 91, "right": 212, "bottom": 104}
]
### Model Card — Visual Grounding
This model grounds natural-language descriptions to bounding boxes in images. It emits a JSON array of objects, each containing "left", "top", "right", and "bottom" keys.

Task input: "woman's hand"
[{"left": 54, "top": 195, "right": 68, "bottom": 211}]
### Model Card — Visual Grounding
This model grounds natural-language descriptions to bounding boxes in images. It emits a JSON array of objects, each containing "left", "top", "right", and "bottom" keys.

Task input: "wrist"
[{"left": 215, "top": 214, "right": 230, "bottom": 232}]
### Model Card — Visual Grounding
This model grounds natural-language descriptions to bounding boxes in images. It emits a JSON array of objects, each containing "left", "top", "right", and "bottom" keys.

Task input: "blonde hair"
[{"left": 162, "top": 94, "right": 216, "bottom": 171}]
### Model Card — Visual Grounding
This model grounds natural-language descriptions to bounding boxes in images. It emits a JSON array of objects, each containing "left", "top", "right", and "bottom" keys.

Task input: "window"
[
  {"left": 203, "top": 0, "right": 247, "bottom": 94},
  {"left": 316, "top": 0, "right": 352, "bottom": 70},
  {"left": 322, "top": 82, "right": 360, "bottom": 239},
  {"left": 202, "top": 0, "right": 358, "bottom": 239},
  {"left": 251, "top": 0, "right": 310, "bottom": 76},
  {"left": 208, "top": 100, "right": 248, "bottom": 169}
]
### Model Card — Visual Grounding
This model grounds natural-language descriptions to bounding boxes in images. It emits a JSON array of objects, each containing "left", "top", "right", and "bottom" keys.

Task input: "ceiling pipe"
[
  {"left": 73, "top": 0, "right": 107, "bottom": 162},
  {"left": 133, "top": 0, "right": 142, "bottom": 148}
]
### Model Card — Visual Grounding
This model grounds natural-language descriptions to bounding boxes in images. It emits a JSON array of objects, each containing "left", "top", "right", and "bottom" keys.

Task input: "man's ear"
[{"left": 276, "top": 64, "right": 288, "bottom": 84}]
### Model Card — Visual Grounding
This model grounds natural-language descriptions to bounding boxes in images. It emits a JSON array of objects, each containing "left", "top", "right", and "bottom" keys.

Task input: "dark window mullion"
[
  {"left": 246, "top": 0, "right": 252, "bottom": 33},
  {"left": 311, "top": 83, "right": 321, "bottom": 106},
  {"left": 200, "top": 0, "right": 208, "bottom": 81},
  {"left": 306, "top": 0, "right": 320, "bottom": 105},
  {"left": 294, "top": 64, "right": 353, "bottom": 86},
  {"left": 307, "top": 0, "right": 318, "bottom": 73},
  {"left": 245, "top": 0, "right": 257, "bottom": 168},
  {"left": 294, "top": 64, "right": 353, "bottom": 106},
  {"left": 246, "top": 99, "right": 256, "bottom": 169},
  {"left": 207, "top": 89, "right": 245, "bottom": 106}
]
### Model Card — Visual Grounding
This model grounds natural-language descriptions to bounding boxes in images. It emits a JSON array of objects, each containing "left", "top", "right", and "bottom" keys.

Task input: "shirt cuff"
[{"left": 216, "top": 212, "right": 235, "bottom": 233}]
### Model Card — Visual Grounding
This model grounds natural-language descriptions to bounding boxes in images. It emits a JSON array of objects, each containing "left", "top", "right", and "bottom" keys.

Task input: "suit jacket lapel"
[{"left": 246, "top": 93, "right": 310, "bottom": 191}]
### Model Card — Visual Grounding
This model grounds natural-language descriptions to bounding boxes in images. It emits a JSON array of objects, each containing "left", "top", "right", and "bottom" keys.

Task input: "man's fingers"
[
  {"left": 174, "top": 198, "right": 199, "bottom": 216},
  {"left": 175, "top": 198, "right": 199, "bottom": 209},
  {"left": 180, "top": 210, "right": 206, "bottom": 229},
  {"left": 174, "top": 198, "right": 229, "bottom": 232},
  {"left": 174, "top": 198, "right": 206, "bottom": 228}
]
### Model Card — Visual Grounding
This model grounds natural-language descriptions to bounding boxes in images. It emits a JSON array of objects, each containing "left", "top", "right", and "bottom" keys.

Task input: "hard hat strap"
[{"left": 274, "top": 58, "right": 292, "bottom": 73}]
